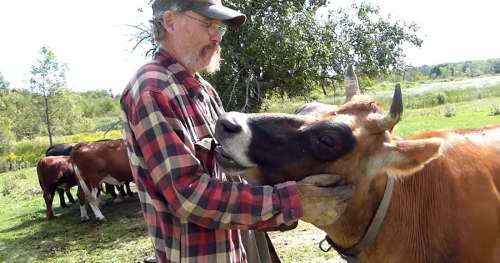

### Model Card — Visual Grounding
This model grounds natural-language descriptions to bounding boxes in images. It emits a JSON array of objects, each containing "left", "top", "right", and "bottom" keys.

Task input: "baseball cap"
[{"left": 152, "top": 0, "right": 246, "bottom": 28}]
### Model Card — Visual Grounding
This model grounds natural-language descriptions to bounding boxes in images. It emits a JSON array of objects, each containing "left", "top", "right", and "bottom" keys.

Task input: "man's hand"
[{"left": 296, "top": 174, "right": 354, "bottom": 226}]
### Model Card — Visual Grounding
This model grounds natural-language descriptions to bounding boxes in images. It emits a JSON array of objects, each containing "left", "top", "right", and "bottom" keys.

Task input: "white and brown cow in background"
[
  {"left": 214, "top": 83, "right": 500, "bottom": 263},
  {"left": 71, "top": 139, "right": 134, "bottom": 221}
]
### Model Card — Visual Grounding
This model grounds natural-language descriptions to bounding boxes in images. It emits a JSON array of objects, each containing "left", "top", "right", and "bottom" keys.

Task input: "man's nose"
[{"left": 210, "top": 32, "right": 222, "bottom": 43}]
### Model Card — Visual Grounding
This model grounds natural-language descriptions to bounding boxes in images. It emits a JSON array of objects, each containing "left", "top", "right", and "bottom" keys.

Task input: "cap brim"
[{"left": 193, "top": 5, "right": 246, "bottom": 28}]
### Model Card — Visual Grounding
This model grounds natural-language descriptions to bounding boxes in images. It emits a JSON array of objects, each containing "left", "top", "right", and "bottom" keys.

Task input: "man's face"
[{"left": 169, "top": 11, "right": 223, "bottom": 73}]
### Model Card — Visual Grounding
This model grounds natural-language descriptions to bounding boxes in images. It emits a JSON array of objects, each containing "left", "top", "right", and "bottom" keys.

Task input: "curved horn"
[
  {"left": 377, "top": 83, "right": 403, "bottom": 131},
  {"left": 345, "top": 64, "right": 360, "bottom": 102}
]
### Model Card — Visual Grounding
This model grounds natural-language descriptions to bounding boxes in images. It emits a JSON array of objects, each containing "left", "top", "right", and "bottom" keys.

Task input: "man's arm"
[{"left": 127, "top": 89, "right": 302, "bottom": 230}]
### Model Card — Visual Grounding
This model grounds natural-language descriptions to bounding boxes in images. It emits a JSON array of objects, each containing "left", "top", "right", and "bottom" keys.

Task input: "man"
[{"left": 120, "top": 1, "right": 353, "bottom": 262}]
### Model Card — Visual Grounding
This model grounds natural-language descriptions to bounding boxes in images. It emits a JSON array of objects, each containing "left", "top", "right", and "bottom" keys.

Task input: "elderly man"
[{"left": 120, "top": 0, "right": 353, "bottom": 262}]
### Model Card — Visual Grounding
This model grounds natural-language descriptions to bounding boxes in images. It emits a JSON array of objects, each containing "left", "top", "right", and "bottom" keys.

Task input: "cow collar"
[{"left": 319, "top": 175, "right": 395, "bottom": 263}]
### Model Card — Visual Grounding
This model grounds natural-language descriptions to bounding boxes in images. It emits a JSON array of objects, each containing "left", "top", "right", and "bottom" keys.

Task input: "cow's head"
[{"left": 214, "top": 86, "right": 444, "bottom": 186}]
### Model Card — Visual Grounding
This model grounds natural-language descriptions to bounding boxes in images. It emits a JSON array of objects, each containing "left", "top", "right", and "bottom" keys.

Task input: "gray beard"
[{"left": 185, "top": 44, "right": 221, "bottom": 74}]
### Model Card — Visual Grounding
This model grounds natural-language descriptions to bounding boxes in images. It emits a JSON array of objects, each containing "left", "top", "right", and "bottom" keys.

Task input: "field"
[{"left": 1, "top": 83, "right": 500, "bottom": 262}]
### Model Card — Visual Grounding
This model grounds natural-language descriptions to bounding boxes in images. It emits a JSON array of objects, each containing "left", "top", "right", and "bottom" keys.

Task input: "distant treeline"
[
  {"left": 0, "top": 88, "right": 121, "bottom": 144},
  {"left": 401, "top": 58, "right": 500, "bottom": 81}
]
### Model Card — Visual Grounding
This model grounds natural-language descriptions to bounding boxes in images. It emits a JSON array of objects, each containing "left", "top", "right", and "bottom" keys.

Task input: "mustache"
[{"left": 201, "top": 43, "right": 220, "bottom": 57}]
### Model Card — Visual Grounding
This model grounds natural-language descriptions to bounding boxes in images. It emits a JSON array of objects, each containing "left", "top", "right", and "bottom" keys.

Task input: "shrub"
[
  {"left": 490, "top": 104, "right": 500, "bottom": 116},
  {"left": 1, "top": 176, "right": 17, "bottom": 196},
  {"left": 443, "top": 106, "right": 456, "bottom": 118},
  {"left": 435, "top": 92, "right": 447, "bottom": 105}
]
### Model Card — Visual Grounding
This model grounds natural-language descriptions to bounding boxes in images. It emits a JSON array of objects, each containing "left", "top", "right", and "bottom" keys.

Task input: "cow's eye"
[{"left": 319, "top": 135, "right": 336, "bottom": 147}]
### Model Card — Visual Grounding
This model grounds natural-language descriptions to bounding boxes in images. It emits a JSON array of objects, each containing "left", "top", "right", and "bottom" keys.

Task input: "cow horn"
[
  {"left": 345, "top": 64, "right": 360, "bottom": 102},
  {"left": 377, "top": 84, "right": 403, "bottom": 131}
]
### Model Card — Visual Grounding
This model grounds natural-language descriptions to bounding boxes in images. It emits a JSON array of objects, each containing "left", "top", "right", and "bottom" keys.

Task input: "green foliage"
[
  {"left": 1, "top": 176, "right": 17, "bottom": 196},
  {"left": 135, "top": 1, "right": 422, "bottom": 112},
  {"left": 490, "top": 104, "right": 500, "bottom": 116},
  {"left": 443, "top": 106, "right": 456, "bottom": 118},
  {"left": 401, "top": 59, "right": 500, "bottom": 82},
  {"left": 29, "top": 46, "right": 73, "bottom": 145},
  {"left": 435, "top": 92, "right": 447, "bottom": 105}
]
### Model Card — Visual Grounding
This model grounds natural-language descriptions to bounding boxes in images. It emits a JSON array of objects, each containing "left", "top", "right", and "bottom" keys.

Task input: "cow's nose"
[{"left": 216, "top": 113, "right": 242, "bottom": 138}]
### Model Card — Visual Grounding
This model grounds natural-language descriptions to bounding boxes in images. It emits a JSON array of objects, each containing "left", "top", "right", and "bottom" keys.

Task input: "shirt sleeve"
[{"left": 128, "top": 87, "right": 303, "bottom": 230}]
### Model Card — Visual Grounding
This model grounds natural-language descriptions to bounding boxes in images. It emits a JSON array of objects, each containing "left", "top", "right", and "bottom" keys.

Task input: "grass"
[
  {"left": 0, "top": 168, "right": 152, "bottom": 263},
  {"left": 395, "top": 97, "right": 500, "bottom": 136}
]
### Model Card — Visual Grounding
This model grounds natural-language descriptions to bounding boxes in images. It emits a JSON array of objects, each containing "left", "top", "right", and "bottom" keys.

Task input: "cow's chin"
[
  {"left": 214, "top": 147, "right": 262, "bottom": 183},
  {"left": 215, "top": 147, "right": 247, "bottom": 168}
]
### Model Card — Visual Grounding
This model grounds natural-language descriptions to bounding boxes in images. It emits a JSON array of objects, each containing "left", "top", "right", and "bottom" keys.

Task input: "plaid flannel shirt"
[{"left": 120, "top": 49, "right": 303, "bottom": 263}]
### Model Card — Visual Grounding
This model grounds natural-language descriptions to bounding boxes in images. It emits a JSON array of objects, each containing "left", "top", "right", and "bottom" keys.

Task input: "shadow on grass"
[{"left": 0, "top": 195, "right": 151, "bottom": 262}]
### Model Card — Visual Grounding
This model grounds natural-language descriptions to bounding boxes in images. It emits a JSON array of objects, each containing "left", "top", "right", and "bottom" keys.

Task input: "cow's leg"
[
  {"left": 57, "top": 189, "right": 67, "bottom": 208},
  {"left": 66, "top": 189, "right": 76, "bottom": 204},
  {"left": 114, "top": 185, "right": 126, "bottom": 203},
  {"left": 117, "top": 184, "right": 126, "bottom": 197},
  {"left": 125, "top": 182, "right": 133, "bottom": 197},
  {"left": 88, "top": 187, "right": 105, "bottom": 221},
  {"left": 44, "top": 191, "right": 55, "bottom": 219},
  {"left": 105, "top": 183, "right": 118, "bottom": 198},
  {"left": 77, "top": 187, "right": 90, "bottom": 222}
]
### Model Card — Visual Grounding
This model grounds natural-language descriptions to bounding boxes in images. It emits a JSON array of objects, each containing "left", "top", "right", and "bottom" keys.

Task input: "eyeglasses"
[{"left": 182, "top": 13, "right": 228, "bottom": 36}]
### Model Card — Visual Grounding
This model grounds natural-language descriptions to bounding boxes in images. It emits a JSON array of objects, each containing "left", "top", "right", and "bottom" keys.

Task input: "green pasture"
[{"left": 1, "top": 96, "right": 499, "bottom": 262}]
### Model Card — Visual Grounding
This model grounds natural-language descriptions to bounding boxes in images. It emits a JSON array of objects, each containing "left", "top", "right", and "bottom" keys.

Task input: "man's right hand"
[{"left": 296, "top": 174, "right": 354, "bottom": 226}]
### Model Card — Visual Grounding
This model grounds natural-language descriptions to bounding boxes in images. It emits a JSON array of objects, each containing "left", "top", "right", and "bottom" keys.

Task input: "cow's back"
[
  {"left": 378, "top": 125, "right": 500, "bottom": 262},
  {"left": 71, "top": 139, "right": 132, "bottom": 184},
  {"left": 37, "top": 156, "right": 75, "bottom": 190}
]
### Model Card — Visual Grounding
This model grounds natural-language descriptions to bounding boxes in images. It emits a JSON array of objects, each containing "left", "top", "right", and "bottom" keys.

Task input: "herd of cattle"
[{"left": 37, "top": 139, "right": 134, "bottom": 221}]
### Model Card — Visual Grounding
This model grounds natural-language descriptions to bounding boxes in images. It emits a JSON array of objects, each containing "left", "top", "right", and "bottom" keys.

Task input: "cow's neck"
[
  {"left": 321, "top": 173, "right": 389, "bottom": 251},
  {"left": 321, "top": 164, "right": 448, "bottom": 262}
]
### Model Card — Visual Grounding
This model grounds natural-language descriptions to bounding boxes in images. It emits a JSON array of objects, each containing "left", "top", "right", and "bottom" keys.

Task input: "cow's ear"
[{"left": 375, "top": 138, "right": 444, "bottom": 176}]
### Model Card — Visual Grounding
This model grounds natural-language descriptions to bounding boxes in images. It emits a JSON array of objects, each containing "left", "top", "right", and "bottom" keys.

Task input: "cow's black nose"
[{"left": 216, "top": 114, "right": 242, "bottom": 139}]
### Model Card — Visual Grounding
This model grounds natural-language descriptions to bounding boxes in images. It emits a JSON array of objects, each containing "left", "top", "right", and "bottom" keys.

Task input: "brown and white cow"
[
  {"left": 37, "top": 156, "right": 77, "bottom": 219},
  {"left": 214, "top": 87, "right": 500, "bottom": 263},
  {"left": 71, "top": 139, "right": 134, "bottom": 221}
]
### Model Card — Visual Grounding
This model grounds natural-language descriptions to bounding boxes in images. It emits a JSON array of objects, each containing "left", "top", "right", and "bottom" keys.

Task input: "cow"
[
  {"left": 37, "top": 156, "right": 78, "bottom": 219},
  {"left": 46, "top": 143, "right": 132, "bottom": 201},
  {"left": 71, "top": 139, "right": 134, "bottom": 221},
  {"left": 45, "top": 143, "right": 77, "bottom": 205},
  {"left": 46, "top": 143, "right": 74, "bottom": 156},
  {"left": 213, "top": 87, "right": 500, "bottom": 263}
]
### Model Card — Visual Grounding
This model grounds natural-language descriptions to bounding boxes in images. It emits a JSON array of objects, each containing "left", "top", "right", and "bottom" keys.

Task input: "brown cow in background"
[
  {"left": 37, "top": 156, "right": 77, "bottom": 219},
  {"left": 214, "top": 86, "right": 500, "bottom": 262},
  {"left": 71, "top": 139, "right": 134, "bottom": 221}
]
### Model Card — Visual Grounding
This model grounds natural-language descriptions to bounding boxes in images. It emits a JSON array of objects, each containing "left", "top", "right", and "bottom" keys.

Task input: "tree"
[
  {"left": 29, "top": 46, "right": 68, "bottom": 146},
  {"left": 0, "top": 73, "right": 14, "bottom": 151},
  {"left": 133, "top": 1, "right": 422, "bottom": 111},
  {"left": 325, "top": 3, "right": 422, "bottom": 83},
  {"left": 0, "top": 72, "right": 9, "bottom": 113}
]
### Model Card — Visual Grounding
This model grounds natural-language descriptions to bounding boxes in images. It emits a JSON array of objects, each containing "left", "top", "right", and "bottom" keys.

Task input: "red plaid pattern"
[{"left": 120, "top": 49, "right": 303, "bottom": 263}]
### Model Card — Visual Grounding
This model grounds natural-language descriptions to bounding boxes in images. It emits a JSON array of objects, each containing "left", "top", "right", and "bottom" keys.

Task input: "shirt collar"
[{"left": 154, "top": 48, "right": 203, "bottom": 99}]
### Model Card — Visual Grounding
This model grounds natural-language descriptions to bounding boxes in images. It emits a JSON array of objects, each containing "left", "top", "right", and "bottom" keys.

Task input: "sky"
[{"left": 1, "top": 0, "right": 499, "bottom": 95}]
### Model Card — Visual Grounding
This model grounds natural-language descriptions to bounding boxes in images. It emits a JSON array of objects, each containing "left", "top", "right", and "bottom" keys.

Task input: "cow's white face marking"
[{"left": 217, "top": 112, "right": 256, "bottom": 168}]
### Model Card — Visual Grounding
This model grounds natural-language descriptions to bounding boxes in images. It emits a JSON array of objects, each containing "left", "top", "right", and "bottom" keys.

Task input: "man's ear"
[
  {"left": 162, "top": 10, "right": 176, "bottom": 32},
  {"left": 374, "top": 137, "right": 444, "bottom": 176}
]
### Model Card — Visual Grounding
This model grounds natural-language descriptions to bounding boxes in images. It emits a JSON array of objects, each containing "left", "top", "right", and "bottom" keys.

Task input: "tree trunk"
[
  {"left": 321, "top": 82, "right": 328, "bottom": 96},
  {"left": 44, "top": 94, "right": 53, "bottom": 146}
]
